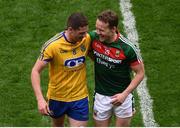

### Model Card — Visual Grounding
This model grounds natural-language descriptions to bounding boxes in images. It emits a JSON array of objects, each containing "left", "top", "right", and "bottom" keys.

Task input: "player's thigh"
[
  {"left": 114, "top": 94, "right": 133, "bottom": 127},
  {"left": 93, "top": 93, "right": 113, "bottom": 126},
  {"left": 68, "top": 116, "right": 87, "bottom": 127},
  {"left": 48, "top": 99, "right": 68, "bottom": 118},
  {"left": 48, "top": 99, "right": 67, "bottom": 126},
  {"left": 67, "top": 97, "right": 89, "bottom": 124},
  {"left": 51, "top": 115, "right": 65, "bottom": 127},
  {"left": 94, "top": 118, "right": 111, "bottom": 127},
  {"left": 116, "top": 116, "right": 131, "bottom": 127}
]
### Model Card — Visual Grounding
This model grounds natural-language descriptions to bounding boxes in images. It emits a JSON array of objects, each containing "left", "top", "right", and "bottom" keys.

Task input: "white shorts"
[{"left": 93, "top": 93, "right": 134, "bottom": 121}]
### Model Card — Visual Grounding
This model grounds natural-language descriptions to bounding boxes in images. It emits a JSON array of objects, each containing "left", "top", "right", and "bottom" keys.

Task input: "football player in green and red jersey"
[{"left": 89, "top": 10, "right": 145, "bottom": 127}]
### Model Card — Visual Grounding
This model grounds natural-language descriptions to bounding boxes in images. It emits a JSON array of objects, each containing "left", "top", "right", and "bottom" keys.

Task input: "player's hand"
[
  {"left": 111, "top": 93, "right": 126, "bottom": 106},
  {"left": 37, "top": 99, "right": 50, "bottom": 116}
]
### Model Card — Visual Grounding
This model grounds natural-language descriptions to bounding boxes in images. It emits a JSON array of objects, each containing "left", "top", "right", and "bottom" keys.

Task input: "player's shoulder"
[
  {"left": 118, "top": 34, "right": 138, "bottom": 50},
  {"left": 88, "top": 31, "right": 99, "bottom": 40},
  {"left": 42, "top": 32, "right": 64, "bottom": 50}
]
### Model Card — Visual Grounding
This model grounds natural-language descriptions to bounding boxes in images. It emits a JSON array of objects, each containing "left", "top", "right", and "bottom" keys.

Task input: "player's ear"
[
  {"left": 111, "top": 26, "right": 117, "bottom": 33},
  {"left": 68, "top": 27, "right": 73, "bottom": 32}
]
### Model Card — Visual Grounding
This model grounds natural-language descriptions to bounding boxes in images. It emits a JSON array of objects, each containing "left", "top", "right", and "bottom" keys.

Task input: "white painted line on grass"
[{"left": 119, "top": 0, "right": 159, "bottom": 127}]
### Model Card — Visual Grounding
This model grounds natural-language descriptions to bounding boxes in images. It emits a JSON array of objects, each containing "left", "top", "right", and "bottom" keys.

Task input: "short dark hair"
[
  {"left": 67, "top": 12, "right": 88, "bottom": 30},
  {"left": 97, "top": 10, "right": 119, "bottom": 28}
]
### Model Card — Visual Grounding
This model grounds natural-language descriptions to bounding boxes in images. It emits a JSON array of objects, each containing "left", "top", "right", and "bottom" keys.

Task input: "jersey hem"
[{"left": 47, "top": 94, "right": 88, "bottom": 102}]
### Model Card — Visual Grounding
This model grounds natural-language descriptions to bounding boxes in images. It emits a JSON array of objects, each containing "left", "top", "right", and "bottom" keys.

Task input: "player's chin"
[
  {"left": 77, "top": 37, "right": 84, "bottom": 42},
  {"left": 99, "top": 37, "right": 105, "bottom": 42}
]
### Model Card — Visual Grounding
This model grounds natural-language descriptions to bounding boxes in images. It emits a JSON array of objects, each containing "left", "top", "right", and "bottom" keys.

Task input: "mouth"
[
  {"left": 99, "top": 35, "right": 105, "bottom": 39},
  {"left": 99, "top": 34, "right": 105, "bottom": 38}
]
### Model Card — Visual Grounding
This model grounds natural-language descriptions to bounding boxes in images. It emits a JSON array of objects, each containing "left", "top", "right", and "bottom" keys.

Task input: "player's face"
[
  {"left": 96, "top": 19, "right": 114, "bottom": 42},
  {"left": 71, "top": 26, "right": 88, "bottom": 42}
]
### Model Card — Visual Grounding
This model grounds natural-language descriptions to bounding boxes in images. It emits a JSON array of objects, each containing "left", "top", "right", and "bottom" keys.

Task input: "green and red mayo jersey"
[{"left": 89, "top": 31, "right": 142, "bottom": 96}]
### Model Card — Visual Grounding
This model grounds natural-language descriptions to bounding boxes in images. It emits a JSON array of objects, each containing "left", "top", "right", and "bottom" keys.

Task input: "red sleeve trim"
[{"left": 130, "top": 60, "right": 141, "bottom": 66}]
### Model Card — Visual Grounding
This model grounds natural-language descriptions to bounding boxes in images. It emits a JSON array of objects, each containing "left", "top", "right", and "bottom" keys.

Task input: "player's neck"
[
  {"left": 64, "top": 30, "right": 75, "bottom": 43},
  {"left": 107, "top": 33, "right": 118, "bottom": 43}
]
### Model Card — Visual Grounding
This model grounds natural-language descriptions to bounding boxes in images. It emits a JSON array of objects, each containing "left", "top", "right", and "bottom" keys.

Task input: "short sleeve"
[
  {"left": 39, "top": 43, "right": 53, "bottom": 62},
  {"left": 126, "top": 44, "right": 142, "bottom": 66}
]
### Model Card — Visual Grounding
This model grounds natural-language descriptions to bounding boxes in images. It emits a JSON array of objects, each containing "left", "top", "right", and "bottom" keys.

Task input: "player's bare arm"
[
  {"left": 111, "top": 63, "right": 144, "bottom": 106},
  {"left": 31, "top": 59, "right": 50, "bottom": 115}
]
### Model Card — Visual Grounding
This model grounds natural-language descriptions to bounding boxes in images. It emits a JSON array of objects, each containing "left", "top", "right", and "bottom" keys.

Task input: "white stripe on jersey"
[
  {"left": 119, "top": 35, "right": 142, "bottom": 63},
  {"left": 39, "top": 32, "right": 64, "bottom": 60},
  {"left": 41, "top": 32, "right": 64, "bottom": 51}
]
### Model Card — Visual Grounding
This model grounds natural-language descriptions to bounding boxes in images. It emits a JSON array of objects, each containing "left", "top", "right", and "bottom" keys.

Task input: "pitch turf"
[{"left": 0, "top": 0, "right": 179, "bottom": 126}]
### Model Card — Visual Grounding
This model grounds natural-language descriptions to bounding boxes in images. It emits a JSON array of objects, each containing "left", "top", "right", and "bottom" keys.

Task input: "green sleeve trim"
[{"left": 88, "top": 31, "right": 97, "bottom": 41}]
